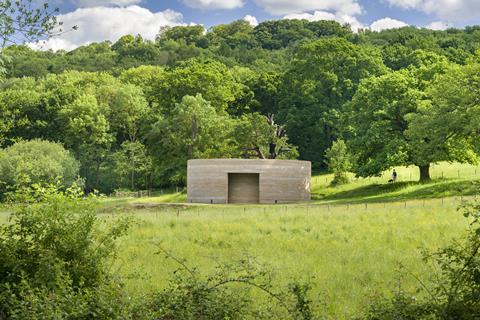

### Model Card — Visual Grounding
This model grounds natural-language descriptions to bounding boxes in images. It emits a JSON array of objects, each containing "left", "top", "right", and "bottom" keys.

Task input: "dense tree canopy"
[
  {"left": 278, "top": 37, "right": 386, "bottom": 168},
  {"left": 1, "top": 19, "right": 480, "bottom": 191}
]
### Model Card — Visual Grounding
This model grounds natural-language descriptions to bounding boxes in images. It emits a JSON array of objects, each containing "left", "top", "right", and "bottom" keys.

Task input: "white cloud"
[
  {"left": 254, "top": 0, "right": 362, "bottom": 16},
  {"left": 284, "top": 10, "right": 363, "bottom": 31},
  {"left": 29, "top": 5, "right": 184, "bottom": 51},
  {"left": 243, "top": 15, "right": 258, "bottom": 27},
  {"left": 181, "top": 0, "right": 244, "bottom": 10},
  {"left": 369, "top": 17, "right": 408, "bottom": 31},
  {"left": 383, "top": 0, "right": 421, "bottom": 10},
  {"left": 72, "top": 0, "right": 141, "bottom": 6},
  {"left": 385, "top": 0, "right": 480, "bottom": 21},
  {"left": 426, "top": 21, "right": 449, "bottom": 30}
]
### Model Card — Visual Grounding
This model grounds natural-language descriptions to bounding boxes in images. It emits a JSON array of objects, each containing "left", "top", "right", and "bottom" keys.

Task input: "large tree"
[
  {"left": 345, "top": 54, "right": 476, "bottom": 181},
  {"left": 234, "top": 113, "right": 298, "bottom": 160},
  {"left": 149, "top": 94, "right": 235, "bottom": 184},
  {"left": 407, "top": 63, "right": 480, "bottom": 178},
  {"left": 278, "top": 37, "right": 387, "bottom": 168},
  {"left": 345, "top": 70, "right": 425, "bottom": 179}
]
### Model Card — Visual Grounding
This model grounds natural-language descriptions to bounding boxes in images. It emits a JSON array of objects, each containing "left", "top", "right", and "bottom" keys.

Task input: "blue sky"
[{"left": 33, "top": 0, "right": 480, "bottom": 51}]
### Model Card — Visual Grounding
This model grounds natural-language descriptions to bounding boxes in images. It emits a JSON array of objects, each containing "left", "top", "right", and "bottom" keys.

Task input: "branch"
[{"left": 155, "top": 245, "right": 196, "bottom": 278}]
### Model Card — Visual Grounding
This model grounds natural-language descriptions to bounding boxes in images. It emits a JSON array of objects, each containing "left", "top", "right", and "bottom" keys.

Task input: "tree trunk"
[{"left": 419, "top": 164, "right": 431, "bottom": 182}]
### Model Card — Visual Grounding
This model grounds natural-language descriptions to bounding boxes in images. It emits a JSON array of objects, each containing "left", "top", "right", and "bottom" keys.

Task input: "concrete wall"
[{"left": 187, "top": 159, "right": 311, "bottom": 204}]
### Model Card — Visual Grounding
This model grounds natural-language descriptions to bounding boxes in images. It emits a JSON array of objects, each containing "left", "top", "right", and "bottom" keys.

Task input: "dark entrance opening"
[{"left": 228, "top": 173, "right": 260, "bottom": 204}]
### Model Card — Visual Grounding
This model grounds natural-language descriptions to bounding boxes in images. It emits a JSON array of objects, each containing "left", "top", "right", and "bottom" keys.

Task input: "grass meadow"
[
  {"left": 114, "top": 198, "right": 471, "bottom": 318},
  {"left": 1, "top": 162, "right": 480, "bottom": 318}
]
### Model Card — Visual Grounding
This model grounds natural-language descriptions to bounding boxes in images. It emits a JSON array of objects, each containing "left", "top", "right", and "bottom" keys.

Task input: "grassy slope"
[{"left": 313, "top": 162, "right": 480, "bottom": 203}]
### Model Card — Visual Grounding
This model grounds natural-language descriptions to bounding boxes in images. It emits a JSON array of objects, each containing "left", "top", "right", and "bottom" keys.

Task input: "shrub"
[
  {"left": 0, "top": 139, "right": 80, "bottom": 196},
  {"left": 325, "top": 140, "right": 351, "bottom": 186},
  {"left": 142, "top": 248, "right": 319, "bottom": 320},
  {"left": 0, "top": 185, "right": 133, "bottom": 319}
]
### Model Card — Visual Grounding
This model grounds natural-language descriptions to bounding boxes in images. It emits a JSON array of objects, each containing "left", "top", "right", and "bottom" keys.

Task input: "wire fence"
[{"left": 129, "top": 195, "right": 479, "bottom": 221}]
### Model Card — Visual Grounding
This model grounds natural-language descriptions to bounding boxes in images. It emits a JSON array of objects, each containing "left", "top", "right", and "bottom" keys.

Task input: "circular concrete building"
[{"left": 187, "top": 159, "right": 311, "bottom": 204}]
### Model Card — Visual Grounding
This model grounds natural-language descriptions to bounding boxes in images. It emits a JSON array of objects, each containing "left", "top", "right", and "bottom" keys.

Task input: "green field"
[
  {"left": 114, "top": 198, "right": 471, "bottom": 318},
  {"left": 1, "top": 162, "right": 479, "bottom": 318},
  {"left": 105, "top": 163, "right": 479, "bottom": 318}
]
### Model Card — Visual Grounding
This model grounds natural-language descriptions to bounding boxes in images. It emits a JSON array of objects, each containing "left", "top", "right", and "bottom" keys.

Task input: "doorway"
[{"left": 228, "top": 173, "right": 260, "bottom": 204}]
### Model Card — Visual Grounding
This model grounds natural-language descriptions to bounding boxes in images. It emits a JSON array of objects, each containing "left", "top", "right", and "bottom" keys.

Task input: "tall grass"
[{"left": 114, "top": 197, "right": 470, "bottom": 319}]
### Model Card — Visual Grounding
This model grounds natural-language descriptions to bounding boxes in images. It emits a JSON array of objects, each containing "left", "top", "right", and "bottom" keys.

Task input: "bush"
[
  {"left": 0, "top": 139, "right": 80, "bottom": 197},
  {"left": 142, "top": 248, "right": 319, "bottom": 320},
  {"left": 325, "top": 140, "right": 351, "bottom": 186},
  {"left": 0, "top": 185, "right": 134, "bottom": 319}
]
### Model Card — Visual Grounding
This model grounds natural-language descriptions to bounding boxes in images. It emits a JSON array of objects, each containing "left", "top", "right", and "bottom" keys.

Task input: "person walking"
[{"left": 392, "top": 169, "right": 397, "bottom": 183}]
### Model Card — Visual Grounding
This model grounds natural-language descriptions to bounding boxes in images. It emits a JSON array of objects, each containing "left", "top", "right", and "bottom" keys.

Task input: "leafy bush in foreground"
[
  {"left": 0, "top": 185, "right": 133, "bottom": 319},
  {"left": 142, "top": 248, "right": 318, "bottom": 320}
]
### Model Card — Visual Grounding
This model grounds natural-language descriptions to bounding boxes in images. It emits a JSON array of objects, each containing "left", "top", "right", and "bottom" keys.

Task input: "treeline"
[{"left": 1, "top": 19, "right": 480, "bottom": 194}]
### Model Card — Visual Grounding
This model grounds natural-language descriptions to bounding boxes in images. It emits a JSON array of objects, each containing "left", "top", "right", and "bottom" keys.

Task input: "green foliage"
[
  {"left": 0, "top": 140, "right": 79, "bottom": 196},
  {"left": 111, "top": 141, "right": 152, "bottom": 191},
  {"left": 0, "top": 0, "right": 63, "bottom": 80},
  {"left": 325, "top": 140, "right": 351, "bottom": 186},
  {"left": 279, "top": 37, "right": 386, "bottom": 168},
  {"left": 345, "top": 70, "right": 421, "bottom": 177},
  {"left": 144, "top": 248, "right": 316, "bottom": 320},
  {"left": 150, "top": 94, "right": 235, "bottom": 184},
  {"left": 234, "top": 113, "right": 298, "bottom": 159},
  {"left": 254, "top": 19, "right": 351, "bottom": 50},
  {"left": 410, "top": 63, "right": 480, "bottom": 165},
  {"left": 346, "top": 53, "right": 478, "bottom": 182},
  {"left": 2, "top": 17, "right": 480, "bottom": 193},
  {"left": 0, "top": 185, "right": 133, "bottom": 319},
  {"left": 152, "top": 58, "right": 242, "bottom": 114},
  {"left": 157, "top": 25, "right": 206, "bottom": 46}
]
